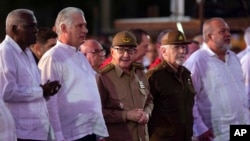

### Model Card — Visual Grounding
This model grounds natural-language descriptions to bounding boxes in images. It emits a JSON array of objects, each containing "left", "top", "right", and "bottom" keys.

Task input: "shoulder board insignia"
[
  {"left": 146, "top": 62, "right": 166, "bottom": 79},
  {"left": 132, "top": 62, "right": 145, "bottom": 70},
  {"left": 99, "top": 63, "right": 115, "bottom": 74}
]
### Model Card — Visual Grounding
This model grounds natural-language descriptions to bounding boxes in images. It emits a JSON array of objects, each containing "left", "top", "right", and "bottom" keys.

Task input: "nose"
[
  {"left": 83, "top": 26, "right": 88, "bottom": 34},
  {"left": 123, "top": 51, "right": 129, "bottom": 56}
]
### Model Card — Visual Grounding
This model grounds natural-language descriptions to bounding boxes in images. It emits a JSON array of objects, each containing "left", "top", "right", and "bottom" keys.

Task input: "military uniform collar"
[{"left": 161, "top": 61, "right": 184, "bottom": 74}]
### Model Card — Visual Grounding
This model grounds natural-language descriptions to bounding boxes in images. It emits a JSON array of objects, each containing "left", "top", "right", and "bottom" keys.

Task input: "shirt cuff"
[
  {"left": 122, "top": 111, "right": 127, "bottom": 122},
  {"left": 193, "top": 122, "right": 209, "bottom": 137}
]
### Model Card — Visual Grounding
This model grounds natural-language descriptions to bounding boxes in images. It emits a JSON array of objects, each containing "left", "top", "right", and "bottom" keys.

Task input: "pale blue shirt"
[
  {"left": 38, "top": 41, "right": 108, "bottom": 141},
  {"left": 237, "top": 46, "right": 250, "bottom": 60},
  {"left": 240, "top": 52, "right": 250, "bottom": 108},
  {"left": 0, "top": 99, "right": 16, "bottom": 141},
  {"left": 0, "top": 35, "right": 50, "bottom": 140},
  {"left": 184, "top": 43, "right": 250, "bottom": 141}
]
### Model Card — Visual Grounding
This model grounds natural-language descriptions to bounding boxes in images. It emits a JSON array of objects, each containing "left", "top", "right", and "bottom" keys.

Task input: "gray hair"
[
  {"left": 6, "top": 9, "right": 34, "bottom": 34},
  {"left": 160, "top": 45, "right": 170, "bottom": 49},
  {"left": 202, "top": 17, "right": 226, "bottom": 42},
  {"left": 54, "top": 7, "right": 84, "bottom": 35}
]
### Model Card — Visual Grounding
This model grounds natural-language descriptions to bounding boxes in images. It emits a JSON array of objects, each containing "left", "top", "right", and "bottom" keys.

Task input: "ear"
[
  {"left": 160, "top": 46, "right": 166, "bottom": 54},
  {"left": 12, "top": 25, "right": 18, "bottom": 34},
  {"left": 110, "top": 48, "right": 115, "bottom": 57},
  {"left": 61, "top": 24, "right": 67, "bottom": 33},
  {"left": 208, "top": 33, "right": 213, "bottom": 41}
]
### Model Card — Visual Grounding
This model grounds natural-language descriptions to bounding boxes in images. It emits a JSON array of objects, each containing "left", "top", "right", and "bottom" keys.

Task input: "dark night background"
[{"left": 0, "top": 0, "right": 249, "bottom": 41}]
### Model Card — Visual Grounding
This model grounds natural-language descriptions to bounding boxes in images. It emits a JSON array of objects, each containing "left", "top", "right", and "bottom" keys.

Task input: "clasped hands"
[
  {"left": 126, "top": 108, "right": 149, "bottom": 124},
  {"left": 40, "top": 80, "right": 61, "bottom": 98}
]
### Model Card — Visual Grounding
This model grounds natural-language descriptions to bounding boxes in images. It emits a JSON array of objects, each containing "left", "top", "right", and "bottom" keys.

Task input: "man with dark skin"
[{"left": 0, "top": 9, "right": 60, "bottom": 141}]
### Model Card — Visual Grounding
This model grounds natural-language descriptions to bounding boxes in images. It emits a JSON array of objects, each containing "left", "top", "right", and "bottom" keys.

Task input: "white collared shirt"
[
  {"left": 240, "top": 52, "right": 250, "bottom": 109},
  {"left": 39, "top": 41, "right": 108, "bottom": 141},
  {"left": 184, "top": 43, "right": 250, "bottom": 141},
  {"left": 0, "top": 99, "right": 16, "bottom": 141},
  {"left": 0, "top": 35, "right": 50, "bottom": 140}
]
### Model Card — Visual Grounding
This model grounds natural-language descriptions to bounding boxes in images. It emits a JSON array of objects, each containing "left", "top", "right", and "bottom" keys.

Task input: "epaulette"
[
  {"left": 132, "top": 62, "right": 145, "bottom": 70},
  {"left": 99, "top": 63, "right": 115, "bottom": 74},
  {"left": 146, "top": 62, "right": 166, "bottom": 79}
]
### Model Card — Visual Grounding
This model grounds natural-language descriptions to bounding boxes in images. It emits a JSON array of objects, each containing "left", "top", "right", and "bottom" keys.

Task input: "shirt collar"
[
  {"left": 110, "top": 62, "right": 132, "bottom": 78},
  {"left": 57, "top": 40, "right": 79, "bottom": 52},
  {"left": 203, "top": 43, "right": 230, "bottom": 57},
  {"left": 161, "top": 60, "right": 183, "bottom": 74},
  {"left": 5, "top": 35, "right": 30, "bottom": 54}
]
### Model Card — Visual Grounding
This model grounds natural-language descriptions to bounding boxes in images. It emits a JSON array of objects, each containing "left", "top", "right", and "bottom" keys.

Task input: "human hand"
[
  {"left": 198, "top": 129, "right": 214, "bottom": 141},
  {"left": 40, "top": 80, "right": 61, "bottom": 98},
  {"left": 137, "top": 111, "right": 149, "bottom": 124},
  {"left": 126, "top": 109, "right": 144, "bottom": 122}
]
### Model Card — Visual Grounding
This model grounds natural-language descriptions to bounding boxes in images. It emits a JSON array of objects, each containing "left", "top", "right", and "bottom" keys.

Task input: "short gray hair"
[
  {"left": 6, "top": 9, "right": 34, "bottom": 34},
  {"left": 202, "top": 17, "right": 226, "bottom": 42},
  {"left": 54, "top": 7, "right": 84, "bottom": 35}
]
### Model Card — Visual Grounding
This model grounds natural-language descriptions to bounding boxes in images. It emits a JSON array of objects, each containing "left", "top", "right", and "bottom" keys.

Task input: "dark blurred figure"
[
  {"left": 30, "top": 27, "right": 57, "bottom": 64},
  {"left": 185, "top": 40, "right": 200, "bottom": 61}
]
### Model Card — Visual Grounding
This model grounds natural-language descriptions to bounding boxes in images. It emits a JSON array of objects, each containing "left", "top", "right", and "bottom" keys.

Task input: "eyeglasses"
[
  {"left": 85, "top": 49, "right": 106, "bottom": 56},
  {"left": 113, "top": 47, "right": 136, "bottom": 54}
]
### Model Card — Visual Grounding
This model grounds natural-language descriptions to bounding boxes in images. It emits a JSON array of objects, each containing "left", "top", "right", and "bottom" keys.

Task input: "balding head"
[
  {"left": 81, "top": 40, "right": 102, "bottom": 53},
  {"left": 80, "top": 39, "right": 105, "bottom": 71},
  {"left": 6, "top": 9, "right": 34, "bottom": 34},
  {"left": 202, "top": 17, "right": 227, "bottom": 43}
]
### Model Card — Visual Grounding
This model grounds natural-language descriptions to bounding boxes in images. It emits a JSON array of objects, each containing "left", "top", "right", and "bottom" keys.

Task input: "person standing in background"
[
  {"left": 184, "top": 17, "right": 250, "bottom": 141},
  {"left": 185, "top": 40, "right": 200, "bottom": 61},
  {"left": 128, "top": 28, "right": 150, "bottom": 63},
  {"left": 144, "top": 42, "right": 158, "bottom": 70},
  {"left": 30, "top": 27, "right": 57, "bottom": 64},
  {"left": 237, "top": 26, "right": 250, "bottom": 59},
  {"left": 39, "top": 7, "right": 108, "bottom": 141},
  {"left": 80, "top": 39, "right": 106, "bottom": 72}
]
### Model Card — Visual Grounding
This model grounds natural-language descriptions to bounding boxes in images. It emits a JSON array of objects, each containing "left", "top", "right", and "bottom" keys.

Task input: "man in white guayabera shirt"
[
  {"left": 0, "top": 9, "right": 61, "bottom": 141},
  {"left": 39, "top": 7, "right": 108, "bottom": 141},
  {"left": 184, "top": 17, "right": 250, "bottom": 141}
]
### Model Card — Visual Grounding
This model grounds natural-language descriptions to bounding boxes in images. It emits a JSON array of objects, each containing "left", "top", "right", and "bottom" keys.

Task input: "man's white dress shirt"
[
  {"left": 184, "top": 43, "right": 250, "bottom": 141},
  {"left": 39, "top": 41, "right": 108, "bottom": 141},
  {"left": 0, "top": 35, "right": 50, "bottom": 140}
]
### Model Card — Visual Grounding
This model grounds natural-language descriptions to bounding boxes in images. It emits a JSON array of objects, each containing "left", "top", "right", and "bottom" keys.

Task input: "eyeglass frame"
[
  {"left": 112, "top": 47, "right": 137, "bottom": 54},
  {"left": 85, "top": 49, "right": 106, "bottom": 56}
]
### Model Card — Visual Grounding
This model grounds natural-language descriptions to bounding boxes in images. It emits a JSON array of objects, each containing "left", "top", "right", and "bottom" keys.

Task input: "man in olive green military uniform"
[
  {"left": 147, "top": 30, "right": 195, "bottom": 141},
  {"left": 97, "top": 31, "right": 154, "bottom": 141}
]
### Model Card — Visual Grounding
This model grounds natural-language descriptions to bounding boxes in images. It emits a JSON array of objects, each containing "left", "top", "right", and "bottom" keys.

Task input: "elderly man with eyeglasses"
[
  {"left": 96, "top": 31, "right": 154, "bottom": 141},
  {"left": 80, "top": 39, "right": 106, "bottom": 72}
]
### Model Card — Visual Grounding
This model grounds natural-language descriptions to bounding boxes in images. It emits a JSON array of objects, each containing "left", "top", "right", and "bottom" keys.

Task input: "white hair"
[{"left": 54, "top": 7, "right": 84, "bottom": 35}]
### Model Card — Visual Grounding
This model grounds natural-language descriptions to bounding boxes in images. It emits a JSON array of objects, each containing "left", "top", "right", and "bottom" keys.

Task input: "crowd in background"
[{"left": 0, "top": 6, "right": 250, "bottom": 141}]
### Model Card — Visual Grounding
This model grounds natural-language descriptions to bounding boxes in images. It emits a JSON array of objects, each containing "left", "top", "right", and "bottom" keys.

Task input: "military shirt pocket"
[{"left": 109, "top": 91, "right": 128, "bottom": 110}]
